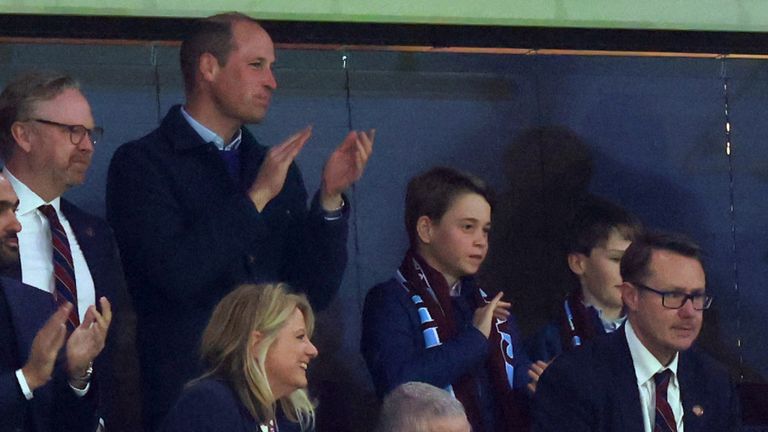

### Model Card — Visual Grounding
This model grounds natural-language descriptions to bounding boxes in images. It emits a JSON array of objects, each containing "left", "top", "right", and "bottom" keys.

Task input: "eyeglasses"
[
  {"left": 30, "top": 118, "right": 104, "bottom": 146},
  {"left": 633, "top": 282, "right": 713, "bottom": 310}
]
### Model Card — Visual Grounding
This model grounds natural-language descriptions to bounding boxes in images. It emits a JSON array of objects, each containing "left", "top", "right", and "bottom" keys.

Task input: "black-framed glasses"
[
  {"left": 30, "top": 118, "right": 103, "bottom": 146},
  {"left": 633, "top": 282, "right": 713, "bottom": 310}
]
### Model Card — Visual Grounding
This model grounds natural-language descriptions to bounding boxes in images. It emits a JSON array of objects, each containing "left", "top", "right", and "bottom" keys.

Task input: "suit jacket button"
[{"left": 248, "top": 255, "right": 256, "bottom": 264}]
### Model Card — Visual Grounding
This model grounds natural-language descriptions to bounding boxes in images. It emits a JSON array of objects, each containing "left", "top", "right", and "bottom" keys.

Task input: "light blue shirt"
[{"left": 180, "top": 106, "right": 242, "bottom": 151}]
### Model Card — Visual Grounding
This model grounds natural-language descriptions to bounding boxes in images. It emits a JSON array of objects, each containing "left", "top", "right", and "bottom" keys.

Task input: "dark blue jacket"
[
  {"left": 60, "top": 200, "right": 139, "bottom": 429},
  {"left": 0, "top": 277, "right": 99, "bottom": 432},
  {"left": 527, "top": 305, "right": 607, "bottom": 363},
  {"left": 106, "top": 106, "right": 348, "bottom": 426},
  {"left": 533, "top": 324, "right": 740, "bottom": 432},
  {"left": 162, "top": 378, "right": 304, "bottom": 432},
  {"left": 3, "top": 199, "right": 138, "bottom": 430},
  {"left": 361, "top": 276, "right": 531, "bottom": 432}
]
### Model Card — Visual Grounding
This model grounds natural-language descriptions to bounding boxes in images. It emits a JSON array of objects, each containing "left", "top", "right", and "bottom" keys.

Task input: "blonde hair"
[{"left": 198, "top": 283, "right": 316, "bottom": 430}]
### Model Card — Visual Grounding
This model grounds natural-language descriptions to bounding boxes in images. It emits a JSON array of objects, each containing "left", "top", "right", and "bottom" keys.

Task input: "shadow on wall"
[
  {"left": 481, "top": 126, "right": 767, "bottom": 423},
  {"left": 479, "top": 126, "right": 594, "bottom": 338}
]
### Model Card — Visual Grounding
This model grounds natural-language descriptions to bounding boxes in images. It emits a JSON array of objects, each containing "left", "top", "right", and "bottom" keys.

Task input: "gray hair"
[{"left": 376, "top": 382, "right": 469, "bottom": 432}]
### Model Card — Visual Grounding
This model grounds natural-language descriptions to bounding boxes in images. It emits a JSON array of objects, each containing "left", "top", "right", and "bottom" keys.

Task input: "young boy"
[
  {"left": 362, "top": 167, "right": 531, "bottom": 432},
  {"left": 528, "top": 196, "right": 642, "bottom": 364}
]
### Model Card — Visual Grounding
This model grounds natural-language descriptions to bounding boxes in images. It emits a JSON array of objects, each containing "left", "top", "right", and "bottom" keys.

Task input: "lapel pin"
[{"left": 692, "top": 405, "right": 704, "bottom": 416}]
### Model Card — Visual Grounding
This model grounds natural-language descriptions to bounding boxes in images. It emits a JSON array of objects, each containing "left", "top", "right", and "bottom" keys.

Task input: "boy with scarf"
[
  {"left": 362, "top": 167, "right": 532, "bottom": 432},
  {"left": 527, "top": 197, "right": 642, "bottom": 367}
]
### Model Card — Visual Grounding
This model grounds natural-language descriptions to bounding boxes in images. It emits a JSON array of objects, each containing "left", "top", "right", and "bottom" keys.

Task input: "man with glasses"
[
  {"left": 533, "top": 231, "right": 740, "bottom": 432},
  {"left": 0, "top": 71, "right": 139, "bottom": 431}
]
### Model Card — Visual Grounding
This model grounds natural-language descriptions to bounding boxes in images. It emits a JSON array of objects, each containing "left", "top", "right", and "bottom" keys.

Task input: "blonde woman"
[{"left": 162, "top": 283, "right": 318, "bottom": 432}]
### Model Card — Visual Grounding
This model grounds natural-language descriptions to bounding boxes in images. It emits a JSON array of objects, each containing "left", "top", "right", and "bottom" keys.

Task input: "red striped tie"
[
  {"left": 653, "top": 369, "right": 677, "bottom": 432},
  {"left": 39, "top": 205, "right": 79, "bottom": 328}
]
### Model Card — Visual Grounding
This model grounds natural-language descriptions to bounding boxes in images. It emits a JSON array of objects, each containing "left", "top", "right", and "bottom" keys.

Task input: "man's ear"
[
  {"left": 198, "top": 52, "right": 221, "bottom": 84},
  {"left": 567, "top": 252, "right": 587, "bottom": 276},
  {"left": 620, "top": 282, "right": 639, "bottom": 312},
  {"left": 10, "top": 121, "right": 33, "bottom": 153},
  {"left": 416, "top": 215, "right": 433, "bottom": 245}
]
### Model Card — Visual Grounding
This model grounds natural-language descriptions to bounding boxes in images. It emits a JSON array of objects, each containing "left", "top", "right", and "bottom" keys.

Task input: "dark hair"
[
  {"left": 568, "top": 196, "right": 642, "bottom": 255},
  {"left": 620, "top": 231, "right": 702, "bottom": 284},
  {"left": 404, "top": 166, "right": 493, "bottom": 247},
  {"left": 0, "top": 71, "right": 79, "bottom": 160},
  {"left": 179, "top": 12, "right": 259, "bottom": 95}
]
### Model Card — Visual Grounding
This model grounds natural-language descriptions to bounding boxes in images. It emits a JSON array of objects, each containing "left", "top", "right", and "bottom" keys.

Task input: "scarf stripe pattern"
[{"left": 396, "top": 250, "right": 528, "bottom": 431}]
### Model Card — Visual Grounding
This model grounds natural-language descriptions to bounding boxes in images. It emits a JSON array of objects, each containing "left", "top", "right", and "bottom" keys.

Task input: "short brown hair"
[
  {"left": 620, "top": 231, "right": 703, "bottom": 284},
  {"left": 179, "top": 12, "right": 259, "bottom": 94},
  {"left": 404, "top": 167, "right": 493, "bottom": 247},
  {"left": 568, "top": 196, "right": 642, "bottom": 255},
  {"left": 0, "top": 71, "right": 79, "bottom": 160}
]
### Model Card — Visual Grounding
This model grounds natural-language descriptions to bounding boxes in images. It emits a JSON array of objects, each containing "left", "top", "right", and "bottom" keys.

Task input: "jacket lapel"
[
  {"left": 59, "top": 200, "right": 105, "bottom": 301},
  {"left": 607, "top": 326, "right": 646, "bottom": 432},
  {"left": 679, "top": 353, "right": 705, "bottom": 432}
]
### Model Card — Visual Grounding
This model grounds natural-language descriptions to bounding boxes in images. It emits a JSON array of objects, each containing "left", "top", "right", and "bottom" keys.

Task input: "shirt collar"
[
  {"left": 180, "top": 106, "right": 242, "bottom": 151},
  {"left": 2, "top": 167, "right": 61, "bottom": 216},
  {"left": 625, "top": 320, "right": 679, "bottom": 386},
  {"left": 449, "top": 280, "right": 462, "bottom": 297},
  {"left": 582, "top": 300, "right": 627, "bottom": 332}
]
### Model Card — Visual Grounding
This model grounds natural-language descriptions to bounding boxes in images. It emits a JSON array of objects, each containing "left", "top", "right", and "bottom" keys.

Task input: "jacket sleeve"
[
  {"left": 361, "top": 283, "right": 489, "bottom": 397},
  {"left": 106, "top": 140, "right": 347, "bottom": 312},
  {"left": 531, "top": 354, "right": 593, "bottom": 432},
  {"left": 526, "top": 322, "right": 563, "bottom": 364},
  {"left": 0, "top": 371, "right": 27, "bottom": 430}
]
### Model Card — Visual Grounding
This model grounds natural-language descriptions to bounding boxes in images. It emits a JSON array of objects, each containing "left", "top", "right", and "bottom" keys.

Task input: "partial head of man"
[
  {"left": 619, "top": 231, "right": 710, "bottom": 365},
  {"left": 567, "top": 197, "right": 642, "bottom": 317},
  {"left": 405, "top": 167, "right": 493, "bottom": 287},
  {"left": 0, "top": 72, "right": 99, "bottom": 202},
  {"left": 181, "top": 13, "right": 277, "bottom": 131},
  {"left": 376, "top": 382, "right": 471, "bottom": 432},
  {"left": 0, "top": 173, "right": 20, "bottom": 270}
]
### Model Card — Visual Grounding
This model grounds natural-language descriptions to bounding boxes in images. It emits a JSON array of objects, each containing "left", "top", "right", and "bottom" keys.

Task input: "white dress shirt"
[
  {"left": 625, "top": 320, "right": 685, "bottom": 432},
  {"left": 5, "top": 169, "right": 93, "bottom": 399},
  {"left": 3, "top": 168, "right": 96, "bottom": 321}
]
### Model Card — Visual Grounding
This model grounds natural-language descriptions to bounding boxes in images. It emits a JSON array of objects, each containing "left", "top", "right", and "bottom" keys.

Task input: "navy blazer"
[
  {"left": 106, "top": 106, "right": 348, "bottom": 425},
  {"left": 60, "top": 200, "right": 140, "bottom": 430},
  {"left": 527, "top": 307, "right": 607, "bottom": 363},
  {"left": 533, "top": 325, "right": 740, "bottom": 432},
  {"left": 0, "top": 277, "right": 98, "bottom": 432},
  {"left": 362, "top": 276, "right": 531, "bottom": 432},
  {"left": 2, "top": 199, "right": 138, "bottom": 430},
  {"left": 162, "top": 378, "right": 303, "bottom": 432}
]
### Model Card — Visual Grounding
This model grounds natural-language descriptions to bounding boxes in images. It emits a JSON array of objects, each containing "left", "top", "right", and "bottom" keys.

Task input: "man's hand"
[
  {"left": 320, "top": 129, "right": 374, "bottom": 210},
  {"left": 472, "top": 291, "right": 511, "bottom": 338},
  {"left": 66, "top": 297, "right": 112, "bottom": 388},
  {"left": 248, "top": 127, "right": 313, "bottom": 212},
  {"left": 527, "top": 360, "right": 552, "bottom": 394},
  {"left": 21, "top": 303, "right": 72, "bottom": 391}
]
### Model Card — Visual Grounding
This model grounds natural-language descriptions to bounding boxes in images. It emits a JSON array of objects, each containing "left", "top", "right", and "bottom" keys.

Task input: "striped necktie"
[
  {"left": 39, "top": 205, "right": 79, "bottom": 328},
  {"left": 653, "top": 369, "right": 677, "bottom": 432}
]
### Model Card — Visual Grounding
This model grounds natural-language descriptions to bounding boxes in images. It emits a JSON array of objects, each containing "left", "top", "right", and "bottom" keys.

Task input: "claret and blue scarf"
[{"left": 396, "top": 250, "right": 527, "bottom": 431}]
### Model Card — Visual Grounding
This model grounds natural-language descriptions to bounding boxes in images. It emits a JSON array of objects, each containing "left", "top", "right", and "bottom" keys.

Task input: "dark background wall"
[{"left": 1, "top": 42, "right": 765, "bottom": 430}]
